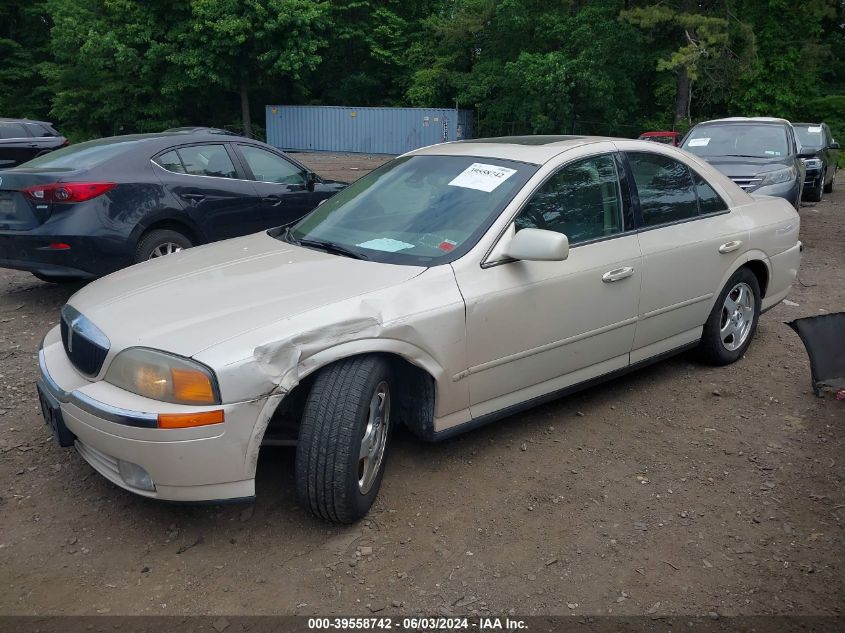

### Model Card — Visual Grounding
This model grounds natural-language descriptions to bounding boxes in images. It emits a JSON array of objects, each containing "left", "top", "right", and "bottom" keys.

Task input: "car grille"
[
  {"left": 60, "top": 305, "right": 110, "bottom": 376},
  {"left": 729, "top": 176, "right": 763, "bottom": 191}
]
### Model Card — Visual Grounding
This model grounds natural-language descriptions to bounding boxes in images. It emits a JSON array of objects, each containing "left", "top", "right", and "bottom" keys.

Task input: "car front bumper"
[{"left": 38, "top": 326, "right": 274, "bottom": 502}]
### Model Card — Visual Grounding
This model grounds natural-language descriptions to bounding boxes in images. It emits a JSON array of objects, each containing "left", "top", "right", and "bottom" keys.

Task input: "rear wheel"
[
  {"left": 295, "top": 356, "right": 393, "bottom": 523},
  {"left": 698, "top": 268, "right": 761, "bottom": 366},
  {"left": 135, "top": 229, "right": 192, "bottom": 263}
]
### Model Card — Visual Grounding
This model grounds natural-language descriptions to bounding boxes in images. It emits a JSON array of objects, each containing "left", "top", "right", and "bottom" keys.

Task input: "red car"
[{"left": 638, "top": 131, "right": 681, "bottom": 146}]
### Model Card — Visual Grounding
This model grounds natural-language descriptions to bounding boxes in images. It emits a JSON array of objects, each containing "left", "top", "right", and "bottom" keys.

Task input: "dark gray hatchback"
[{"left": 681, "top": 117, "right": 810, "bottom": 209}]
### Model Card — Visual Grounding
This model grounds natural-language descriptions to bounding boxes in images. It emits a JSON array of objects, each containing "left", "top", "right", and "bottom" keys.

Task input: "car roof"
[
  {"left": 696, "top": 116, "right": 792, "bottom": 126},
  {"left": 411, "top": 135, "right": 618, "bottom": 164},
  {"left": 0, "top": 117, "right": 54, "bottom": 126}
]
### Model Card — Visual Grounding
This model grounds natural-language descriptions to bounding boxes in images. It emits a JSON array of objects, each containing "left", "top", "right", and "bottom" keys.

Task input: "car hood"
[
  {"left": 67, "top": 232, "right": 425, "bottom": 358},
  {"left": 697, "top": 155, "right": 795, "bottom": 178}
]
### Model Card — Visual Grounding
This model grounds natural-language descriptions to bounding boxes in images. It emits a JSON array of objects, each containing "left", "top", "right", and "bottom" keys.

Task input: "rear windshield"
[
  {"left": 12, "top": 138, "right": 136, "bottom": 171},
  {"left": 794, "top": 125, "right": 825, "bottom": 151},
  {"left": 682, "top": 123, "right": 790, "bottom": 159}
]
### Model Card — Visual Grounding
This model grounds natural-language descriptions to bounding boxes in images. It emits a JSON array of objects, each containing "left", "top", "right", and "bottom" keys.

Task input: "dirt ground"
[{"left": 0, "top": 153, "right": 843, "bottom": 618}]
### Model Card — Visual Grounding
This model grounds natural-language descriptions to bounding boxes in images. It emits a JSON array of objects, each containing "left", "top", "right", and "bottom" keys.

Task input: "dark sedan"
[
  {"left": 794, "top": 122, "right": 839, "bottom": 201},
  {"left": 0, "top": 118, "right": 68, "bottom": 168},
  {"left": 0, "top": 132, "right": 346, "bottom": 282}
]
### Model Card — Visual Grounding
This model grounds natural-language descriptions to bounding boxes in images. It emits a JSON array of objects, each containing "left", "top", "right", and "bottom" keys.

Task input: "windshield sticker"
[
  {"left": 448, "top": 163, "right": 518, "bottom": 192},
  {"left": 807, "top": 126, "right": 822, "bottom": 133},
  {"left": 356, "top": 238, "right": 414, "bottom": 252},
  {"left": 438, "top": 239, "right": 457, "bottom": 252},
  {"left": 688, "top": 137, "right": 710, "bottom": 147}
]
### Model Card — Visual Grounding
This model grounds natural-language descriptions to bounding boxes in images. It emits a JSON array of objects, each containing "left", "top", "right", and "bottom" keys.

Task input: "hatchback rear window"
[{"left": 13, "top": 139, "right": 136, "bottom": 170}]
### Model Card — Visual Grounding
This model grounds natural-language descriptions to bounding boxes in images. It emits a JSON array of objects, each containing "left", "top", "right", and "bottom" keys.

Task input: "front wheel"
[
  {"left": 824, "top": 166, "right": 836, "bottom": 194},
  {"left": 804, "top": 170, "right": 824, "bottom": 202},
  {"left": 698, "top": 268, "right": 761, "bottom": 366},
  {"left": 295, "top": 356, "right": 393, "bottom": 523}
]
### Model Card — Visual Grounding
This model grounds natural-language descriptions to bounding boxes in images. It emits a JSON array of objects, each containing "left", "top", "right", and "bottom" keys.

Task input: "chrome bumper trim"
[{"left": 38, "top": 348, "right": 159, "bottom": 429}]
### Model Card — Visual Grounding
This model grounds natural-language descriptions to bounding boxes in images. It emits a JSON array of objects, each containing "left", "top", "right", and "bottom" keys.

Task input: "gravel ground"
[{"left": 0, "top": 153, "right": 842, "bottom": 617}]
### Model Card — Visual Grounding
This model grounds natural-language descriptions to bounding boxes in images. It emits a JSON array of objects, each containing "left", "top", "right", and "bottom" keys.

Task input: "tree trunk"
[
  {"left": 674, "top": 66, "right": 690, "bottom": 127},
  {"left": 240, "top": 78, "right": 252, "bottom": 138}
]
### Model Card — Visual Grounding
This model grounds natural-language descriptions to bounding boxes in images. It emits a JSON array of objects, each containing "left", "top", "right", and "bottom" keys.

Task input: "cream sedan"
[{"left": 36, "top": 136, "right": 802, "bottom": 522}]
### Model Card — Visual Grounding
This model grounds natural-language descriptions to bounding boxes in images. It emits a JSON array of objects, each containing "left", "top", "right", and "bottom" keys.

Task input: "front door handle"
[
  {"left": 718, "top": 240, "right": 743, "bottom": 254},
  {"left": 180, "top": 192, "right": 206, "bottom": 202},
  {"left": 262, "top": 195, "right": 283, "bottom": 206},
  {"left": 602, "top": 266, "right": 635, "bottom": 283}
]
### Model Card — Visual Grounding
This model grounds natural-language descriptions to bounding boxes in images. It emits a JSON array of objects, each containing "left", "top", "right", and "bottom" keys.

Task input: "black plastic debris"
[{"left": 787, "top": 312, "right": 845, "bottom": 398}]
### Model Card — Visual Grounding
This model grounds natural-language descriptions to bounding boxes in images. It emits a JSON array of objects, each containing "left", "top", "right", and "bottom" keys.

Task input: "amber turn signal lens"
[
  {"left": 157, "top": 410, "right": 224, "bottom": 429},
  {"left": 170, "top": 367, "right": 216, "bottom": 405}
]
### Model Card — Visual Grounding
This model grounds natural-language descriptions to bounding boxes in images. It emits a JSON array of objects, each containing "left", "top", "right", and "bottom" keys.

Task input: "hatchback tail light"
[{"left": 21, "top": 182, "right": 117, "bottom": 203}]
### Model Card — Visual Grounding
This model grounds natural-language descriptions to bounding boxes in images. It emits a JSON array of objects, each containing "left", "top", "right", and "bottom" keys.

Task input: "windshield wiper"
[{"left": 298, "top": 238, "right": 369, "bottom": 260}]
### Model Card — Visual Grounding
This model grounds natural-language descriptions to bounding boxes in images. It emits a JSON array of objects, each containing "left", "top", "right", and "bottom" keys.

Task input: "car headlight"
[
  {"left": 759, "top": 166, "right": 797, "bottom": 186},
  {"left": 802, "top": 158, "right": 823, "bottom": 169},
  {"left": 104, "top": 348, "right": 220, "bottom": 405}
]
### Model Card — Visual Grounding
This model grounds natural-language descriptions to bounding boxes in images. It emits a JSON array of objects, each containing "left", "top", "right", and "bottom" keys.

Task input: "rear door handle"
[
  {"left": 180, "top": 192, "right": 206, "bottom": 201},
  {"left": 602, "top": 266, "right": 635, "bottom": 283},
  {"left": 262, "top": 195, "right": 283, "bottom": 206},
  {"left": 718, "top": 240, "right": 743, "bottom": 254}
]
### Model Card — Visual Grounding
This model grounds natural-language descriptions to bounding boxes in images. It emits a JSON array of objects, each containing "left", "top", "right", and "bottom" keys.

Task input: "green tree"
[
  {"left": 0, "top": 0, "right": 52, "bottom": 121},
  {"left": 621, "top": 0, "right": 754, "bottom": 127},
  {"left": 171, "top": 0, "right": 328, "bottom": 136}
]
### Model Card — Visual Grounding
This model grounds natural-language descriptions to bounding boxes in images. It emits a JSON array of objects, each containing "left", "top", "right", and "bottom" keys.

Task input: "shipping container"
[{"left": 265, "top": 105, "right": 474, "bottom": 155}]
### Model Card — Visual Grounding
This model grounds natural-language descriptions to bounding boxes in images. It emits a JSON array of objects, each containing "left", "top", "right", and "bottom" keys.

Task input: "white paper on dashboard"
[
  {"left": 688, "top": 137, "right": 710, "bottom": 147},
  {"left": 807, "top": 126, "right": 822, "bottom": 133},
  {"left": 448, "top": 163, "right": 518, "bottom": 192},
  {"left": 356, "top": 238, "right": 414, "bottom": 252}
]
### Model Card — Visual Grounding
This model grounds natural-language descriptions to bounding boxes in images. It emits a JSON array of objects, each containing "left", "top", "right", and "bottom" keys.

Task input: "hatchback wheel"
[
  {"left": 295, "top": 356, "right": 393, "bottom": 523},
  {"left": 135, "top": 229, "right": 193, "bottom": 263},
  {"left": 698, "top": 268, "right": 761, "bottom": 366}
]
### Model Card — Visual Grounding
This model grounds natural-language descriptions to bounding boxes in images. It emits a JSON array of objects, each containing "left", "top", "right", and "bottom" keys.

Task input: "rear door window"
[
  {"left": 627, "top": 152, "right": 699, "bottom": 226},
  {"left": 153, "top": 150, "right": 186, "bottom": 174},
  {"left": 691, "top": 171, "right": 729, "bottom": 215},
  {"left": 175, "top": 145, "right": 237, "bottom": 179},
  {"left": 0, "top": 122, "right": 30, "bottom": 139}
]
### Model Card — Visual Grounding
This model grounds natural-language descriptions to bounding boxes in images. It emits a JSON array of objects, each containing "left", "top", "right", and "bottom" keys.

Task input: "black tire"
[
  {"left": 32, "top": 272, "right": 81, "bottom": 284},
  {"left": 824, "top": 166, "right": 836, "bottom": 194},
  {"left": 135, "top": 229, "right": 192, "bottom": 263},
  {"left": 295, "top": 356, "right": 393, "bottom": 523},
  {"left": 804, "top": 183, "right": 823, "bottom": 202},
  {"left": 698, "top": 267, "right": 761, "bottom": 366},
  {"left": 803, "top": 170, "right": 823, "bottom": 202}
]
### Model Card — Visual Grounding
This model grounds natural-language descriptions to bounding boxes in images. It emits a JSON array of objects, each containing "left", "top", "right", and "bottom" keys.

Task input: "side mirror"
[
  {"left": 503, "top": 228, "right": 569, "bottom": 262},
  {"left": 798, "top": 149, "right": 817, "bottom": 159},
  {"left": 305, "top": 172, "right": 316, "bottom": 192},
  {"left": 829, "top": 141, "right": 840, "bottom": 150}
]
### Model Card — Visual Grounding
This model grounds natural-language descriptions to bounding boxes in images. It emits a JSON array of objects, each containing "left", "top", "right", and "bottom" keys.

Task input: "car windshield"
[
  {"left": 682, "top": 123, "right": 789, "bottom": 159},
  {"left": 794, "top": 125, "right": 825, "bottom": 151},
  {"left": 283, "top": 155, "right": 538, "bottom": 265},
  {"left": 13, "top": 137, "right": 137, "bottom": 171}
]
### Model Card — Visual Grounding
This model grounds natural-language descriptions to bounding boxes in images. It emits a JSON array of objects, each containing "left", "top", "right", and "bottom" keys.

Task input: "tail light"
[{"left": 21, "top": 182, "right": 116, "bottom": 203}]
